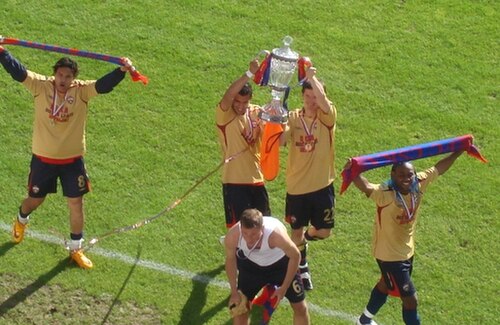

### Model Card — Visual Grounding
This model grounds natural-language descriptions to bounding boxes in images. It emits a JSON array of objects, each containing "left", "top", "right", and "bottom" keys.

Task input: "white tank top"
[{"left": 238, "top": 217, "right": 285, "bottom": 266}]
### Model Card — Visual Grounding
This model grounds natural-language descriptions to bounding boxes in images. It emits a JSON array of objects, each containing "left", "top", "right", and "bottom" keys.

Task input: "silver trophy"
[{"left": 259, "top": 36, "right": 300, "bottom": 123}]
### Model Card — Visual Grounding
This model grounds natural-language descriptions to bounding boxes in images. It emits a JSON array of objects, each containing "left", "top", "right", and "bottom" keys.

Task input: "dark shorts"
[
  {"left": 236, "top": 255, "right": 305, "bottom": 303},
  {"left": 222, "top": 183, "right": 270, "bottom": 228},
  {"left": 285, "top": 183, "right": 335, "bottom": 230},
  {"left": 377, "top": 257, "right": 416, "bottom": 297},
  {"left": 27, "top": 155, "right": 91, "bottom": 198}
]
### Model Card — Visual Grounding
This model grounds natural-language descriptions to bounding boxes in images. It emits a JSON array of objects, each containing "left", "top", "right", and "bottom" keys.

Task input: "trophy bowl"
[{"left": 259, "top": 36, "right": 300, "bottom": 124}]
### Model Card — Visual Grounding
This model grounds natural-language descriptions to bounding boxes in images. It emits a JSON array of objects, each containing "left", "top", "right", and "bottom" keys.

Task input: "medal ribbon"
[
  {"left": 51, "top": 87, "right": 68, "bottom": 120},
  {"left": 299, "top": 110, "right": 316, "bottom": 142},
  {"left": 243, "top": 109, "right": 254, "bottom": 142},
  {"left": 395, "top": 191, "right": 416, "bottom": 220}
]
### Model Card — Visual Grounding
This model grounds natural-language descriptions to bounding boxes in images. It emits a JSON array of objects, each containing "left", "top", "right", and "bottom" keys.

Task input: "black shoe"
[{"left": 301, "top": 272, "right": 313, "bottom": 291}]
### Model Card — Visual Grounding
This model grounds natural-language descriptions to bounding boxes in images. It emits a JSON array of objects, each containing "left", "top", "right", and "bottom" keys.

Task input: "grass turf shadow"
[{"left": 0, "top": 257, "right": 69, "bottom": 316}]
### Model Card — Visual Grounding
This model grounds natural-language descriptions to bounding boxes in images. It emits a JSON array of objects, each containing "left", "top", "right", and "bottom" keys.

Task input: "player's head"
[
  {"left": 52, "top": 58, "right": 78, "bottom": 94},
  {"left": 390, "top": 161, "right": 417, "bottom": 194},
  {"left": 240, "top": 208, "right": 263, "bottom": 229},
  {"left": 240, "top": 209, "right": 263, "bottom": 246},
  {"left": 53, "top": 57, "right": 79, "bottom": 77},
  {"left": 232, "top": 83, "right": 253, "bottom": 115},
  {"left": 301, "top": 80, "right": 326, "bottom": 111},
  {"left": 301, "top": 80, "right": 327, "bottom": 94}
]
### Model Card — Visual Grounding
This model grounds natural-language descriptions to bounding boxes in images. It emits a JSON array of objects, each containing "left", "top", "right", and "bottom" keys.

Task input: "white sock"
[
  {"left": 17, "top": 213, "right": 30, "bottom": 225},
  {"left": 68, "top": 238, "right": 84, "bottom": 251}
]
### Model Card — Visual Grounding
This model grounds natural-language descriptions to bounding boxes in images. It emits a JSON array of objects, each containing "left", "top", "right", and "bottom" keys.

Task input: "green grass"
[{"left": 0, "top": 0, "right": 498, "bottom": 324}]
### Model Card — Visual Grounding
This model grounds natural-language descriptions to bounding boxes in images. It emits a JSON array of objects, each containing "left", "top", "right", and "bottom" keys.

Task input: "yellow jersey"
[
  {"left": 216, "top": 104, "right": 264, "bottom": 184},
  {"left": 369, "top": 167, "right": 439, "bottom": 261},
  {"left": 23, "top": 70, "right": 98, "bottom": 159}
]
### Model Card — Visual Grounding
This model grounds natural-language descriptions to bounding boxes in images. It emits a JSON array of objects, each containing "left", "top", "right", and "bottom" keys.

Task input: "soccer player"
[
  {"left": 224, "top": 208, "right": 310, "bottom": 325},
  {"left": 282, "top": 66, "right": 337, "bottom": 290},
  {"left": 350, "top": 151, "right": 464, "bottom": 325},
  {"left": 216, "top": 59, "right": 271, "bottom": 238},
  {"left": 0, "top": 45, "right": 134, "bottom": 269}
]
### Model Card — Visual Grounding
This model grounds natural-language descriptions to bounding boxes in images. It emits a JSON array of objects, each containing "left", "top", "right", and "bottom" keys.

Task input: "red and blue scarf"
[{"left": 340, "top": 134, "right": 487, "bottom": 194}]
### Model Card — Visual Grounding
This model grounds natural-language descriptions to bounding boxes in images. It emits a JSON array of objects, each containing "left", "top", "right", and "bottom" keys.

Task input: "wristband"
[{"left": 245, "top": 70, "right": 254, "bottom": 79}]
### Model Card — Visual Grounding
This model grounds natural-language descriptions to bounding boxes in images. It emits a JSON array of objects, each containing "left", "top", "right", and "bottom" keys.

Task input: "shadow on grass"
[
  {"left": 100, "top": 246, "right": 142, "bottom": 325},
  {"left": 0, "top": 257, "right": 69, "bottom": 316},
  {"left": 0, "top": 242, "right": 16, "bottom": 258},
  {"left": 178, "top": 264, "right": 231, "bottom": 325}
]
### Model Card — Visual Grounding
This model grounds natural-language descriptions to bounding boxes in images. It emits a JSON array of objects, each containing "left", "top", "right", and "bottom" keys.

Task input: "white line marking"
[{"left": 1, "top": 222, "right": 361, "bottom": 323}]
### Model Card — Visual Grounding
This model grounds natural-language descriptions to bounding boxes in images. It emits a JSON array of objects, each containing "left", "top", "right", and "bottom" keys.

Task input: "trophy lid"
[{"left": 272, "top": 35, "right": 299, "bottom": 62}]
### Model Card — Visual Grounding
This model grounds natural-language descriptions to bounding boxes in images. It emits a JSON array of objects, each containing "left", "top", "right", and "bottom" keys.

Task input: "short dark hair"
[
  {"left": 301, "top": 80, "right": 327, "bottom": 94},
  {"left": 391, "top": 161, "right": 414, "bottom": 172},
  {"left": 240, "top": 209, "right": 263, "bottom": 229},
  {"left": 53, "top": 57, "right": 79, "bottom": 77},
  {"left": 239, "top": 82, "right": 253, "bottom": 97}
]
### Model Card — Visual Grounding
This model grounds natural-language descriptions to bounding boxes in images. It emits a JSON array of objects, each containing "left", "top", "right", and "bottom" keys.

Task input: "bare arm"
[
  {"left": 353, "top": 174, "right": 375, "bottom": 197},
  {"left": 268, "top": 224, "right": 300, "bottom": 301},
  {"left": 306, "top": 67, "right": 335, "bottom": 118},
  {"left": 345, "top": 159, "right": 374, "bottom": 197},
  {"left": 219, "top": 59, "right": 259, "bottom": 112},
  {"left": 224, "top": 225, "right": 241, "bottom": 307},
  {"left": 279, "top": 124, "right": 289, "bottom": 146},
  {"left": 434, "top": 150, "right": 464, "bottom": 175}
]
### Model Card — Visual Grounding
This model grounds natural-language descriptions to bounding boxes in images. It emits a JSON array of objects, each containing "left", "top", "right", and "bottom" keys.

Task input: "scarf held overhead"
[
  {"left": 0, "top": 36, "right": 148, "bottom": 84},
  {"left": 340, "top": 134, "right": 487, "bottom": 194}
]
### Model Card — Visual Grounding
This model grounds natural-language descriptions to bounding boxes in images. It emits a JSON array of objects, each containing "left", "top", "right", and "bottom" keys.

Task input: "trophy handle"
[
  {"left": 254, "top": 50, "right": 270, "bottom": 60},
  {"left": 253, "top": 50, "right": 271, "bottom": 85}
]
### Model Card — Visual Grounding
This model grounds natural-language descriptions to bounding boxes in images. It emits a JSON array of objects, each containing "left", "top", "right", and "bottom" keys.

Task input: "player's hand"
[
  {"left": 120, "top": 57, "right": 134, "bottom": 72},
  {"left": 249, "top": 58, "right": 259, "bottom": 75},
  {"left": 305, "top": 66, "right": 317, "bottom": 80},
  {"left": 344, "top": 158, "right": 353, "bottom": 170},
  {"left": 228, "top": 291, "right": 241, "bottom": 308},
  {"left": 272, "top": 286, "right": 286, "bottom": 306},
  {"left": 0, "top": 45, "right": 4, "bottom": 52}
]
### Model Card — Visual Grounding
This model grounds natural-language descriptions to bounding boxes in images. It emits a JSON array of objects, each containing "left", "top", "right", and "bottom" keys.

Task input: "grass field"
[{"left": 0, "top": 1, "right": 498, "bottom": 324}]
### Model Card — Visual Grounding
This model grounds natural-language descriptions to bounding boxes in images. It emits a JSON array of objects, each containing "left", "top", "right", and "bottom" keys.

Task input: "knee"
[
  {"left": 402, "top": 294, "right": 418, "bottom": 309},
  {"left": 23, "top": 197, "right": 45, "bottom": 211},
  {"left": 291, "top": 229, "right": 305, "bottom": 242},
  {"left": 291, "top": 301, "right": 308, "bottom": 316},
  {"left": 67, "top": 196, "right": 83, "bottom": 207},
  {"left": 318, "top": 229, "right": 332, "bottom": 239},
  {"left": 305, "top": 228, "right": 331, "bottom": 241}
]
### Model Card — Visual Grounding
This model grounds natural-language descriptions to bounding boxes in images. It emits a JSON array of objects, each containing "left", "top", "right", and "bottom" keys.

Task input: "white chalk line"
[{"left": 0, "top": 221, "right": 362, "bottom": 323}]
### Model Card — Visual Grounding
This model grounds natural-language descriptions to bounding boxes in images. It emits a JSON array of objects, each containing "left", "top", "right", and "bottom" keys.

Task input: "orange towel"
[{"left": 260, "top": 123, "right": 283, "bottom": 181}]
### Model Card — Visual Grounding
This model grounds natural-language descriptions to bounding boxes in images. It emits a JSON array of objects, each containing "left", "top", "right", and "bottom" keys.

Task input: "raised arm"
[
  {"left": 353, "top": 174, "right": 375, "bottom": 197},
  {"left": 434, "top": 150, "right": 464, "bottom": 175},
  {"left": 219, "top": 59, "right": 259, "bottom": 111},
  {"left": 345, "top": 158, "right": 375, "bottom": 197},
  {"left": 0, "top": 46, "right": 28, "bottom": 82},
  {"left": 95, "top": 57, "right": 133, "bottom": 94},
  {"left": 306, "top": 67, "right": 335, "bottom": 117}
]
